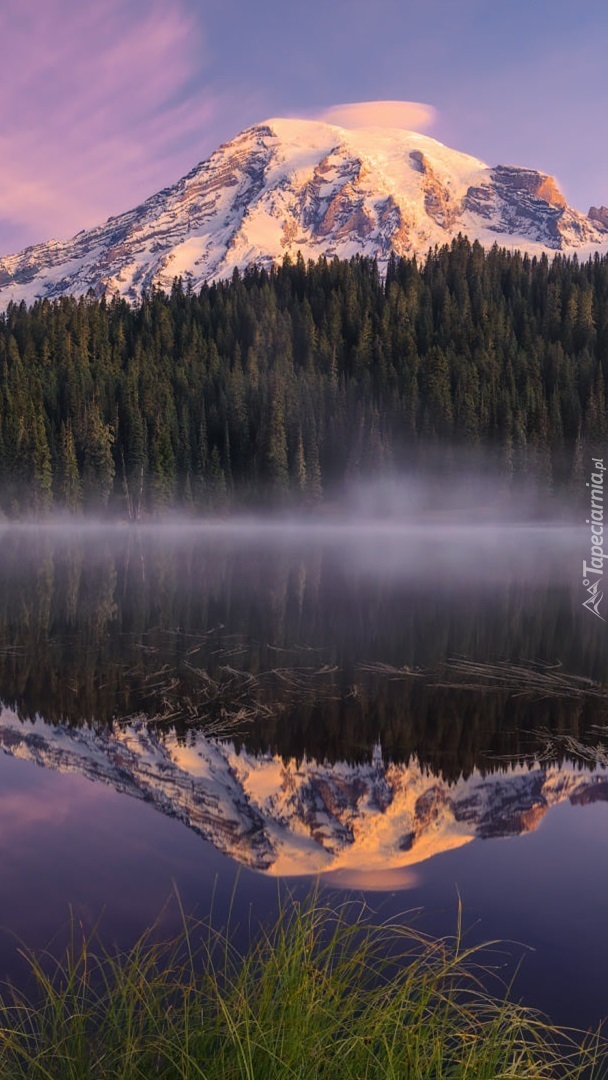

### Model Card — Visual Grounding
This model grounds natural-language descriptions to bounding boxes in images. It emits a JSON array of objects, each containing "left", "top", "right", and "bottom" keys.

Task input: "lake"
[{"left": 0, "top": 518, "right": 606, "bottom": 1030}]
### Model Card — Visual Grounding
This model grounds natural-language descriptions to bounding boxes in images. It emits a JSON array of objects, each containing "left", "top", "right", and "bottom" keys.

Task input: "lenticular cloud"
[{"left": 316, "top": 101, "right": 437, "bottom": 132}]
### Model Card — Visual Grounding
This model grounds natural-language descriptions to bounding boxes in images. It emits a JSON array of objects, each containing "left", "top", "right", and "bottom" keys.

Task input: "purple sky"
[{"left": 1, "top": 0, "right": 607, "bottom": 253}]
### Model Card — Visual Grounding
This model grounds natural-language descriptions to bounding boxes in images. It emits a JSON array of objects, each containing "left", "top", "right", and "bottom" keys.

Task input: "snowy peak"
[
  {"left": 0, "top": 115, "right": 607, "bottom": 309},
  {"left": 589, "top": 205, "right": 608, "bottom": 229},
  {"left": 0, "top": 710, "right": 606, "bottom": 878}
]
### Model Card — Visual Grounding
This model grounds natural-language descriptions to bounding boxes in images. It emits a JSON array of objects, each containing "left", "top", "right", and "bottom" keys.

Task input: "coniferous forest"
[{"left": 1, "top": 237, "right": 607, "bottom": 516}]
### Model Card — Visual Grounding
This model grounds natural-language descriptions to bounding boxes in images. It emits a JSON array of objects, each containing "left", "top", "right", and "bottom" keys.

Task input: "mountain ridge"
[{"left": 1, "top": 115, "right": 607, "bottom": 310}]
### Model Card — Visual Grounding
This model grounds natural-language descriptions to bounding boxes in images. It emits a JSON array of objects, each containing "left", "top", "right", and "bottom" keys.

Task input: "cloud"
[
  {"left": 315, "top": 100, "right": 437, "bottom": 132},
  {"left": 321, "top": 866, "right": 421, "bottom": 890},
  {"left": 0, "top": 0, "right": 221, "bottom": 252}
]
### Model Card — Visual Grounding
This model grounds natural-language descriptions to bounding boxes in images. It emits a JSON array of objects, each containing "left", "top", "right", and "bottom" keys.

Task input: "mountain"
[
  {"left": 1, "top": 116, "right": 607, "bottom": 310},
  {"left": 1, "top": 708, "right": 605, "bottom": 876}
]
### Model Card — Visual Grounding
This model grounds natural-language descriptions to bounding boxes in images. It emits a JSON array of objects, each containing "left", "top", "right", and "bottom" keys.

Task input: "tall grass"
[{"left": 0, "top": 894, "right": 605, "bottom": 1079}]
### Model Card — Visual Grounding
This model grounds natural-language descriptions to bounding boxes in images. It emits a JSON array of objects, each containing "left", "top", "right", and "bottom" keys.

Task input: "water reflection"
[
  {"left": 1, "top": 707, "right": 605, "bottom": 877},
  {"left": 0, "top": 521, "right": 606, "bottom": 878},
  {"left": 0, "top": 521, "right": 605, "bottom": 775}
]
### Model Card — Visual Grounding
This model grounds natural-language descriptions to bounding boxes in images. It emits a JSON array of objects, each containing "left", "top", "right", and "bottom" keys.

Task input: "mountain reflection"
[
  {"left": 1, "top": 708, "right": 605, "bottom": 876},
  {"left": 0, "top": 523, "right": 605, "bottom": 874}
]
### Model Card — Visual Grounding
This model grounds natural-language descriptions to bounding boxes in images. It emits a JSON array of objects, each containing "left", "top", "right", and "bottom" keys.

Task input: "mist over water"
[{"left": 0, "top": 463, "right": 586, "bottom": 555}]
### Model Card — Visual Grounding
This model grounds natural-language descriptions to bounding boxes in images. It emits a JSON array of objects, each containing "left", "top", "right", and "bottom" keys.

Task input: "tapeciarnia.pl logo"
[{"left": 582, "top": 457, "right": 606, "bottom": 621}]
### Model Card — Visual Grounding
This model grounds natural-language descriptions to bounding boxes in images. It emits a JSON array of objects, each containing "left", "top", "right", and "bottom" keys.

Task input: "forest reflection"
[{"left": 0, "top": 521, "right": 604, "bottom": 778}]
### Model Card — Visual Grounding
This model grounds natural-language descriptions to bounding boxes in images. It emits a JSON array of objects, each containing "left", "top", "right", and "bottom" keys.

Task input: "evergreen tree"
[
  {"left": 59, "top": 422, "right": 81, "bottom": 511},
  {"left": 0, "top": 242, "right": 607, "bottom": 514}
]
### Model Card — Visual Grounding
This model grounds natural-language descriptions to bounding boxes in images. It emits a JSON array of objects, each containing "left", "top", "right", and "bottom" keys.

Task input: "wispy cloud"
[
  {"left": 314, "top": 101, "right": 437, "bottom": 132},
  {"left": 0, "top": 0, "right": 221, "bottom": 252}
]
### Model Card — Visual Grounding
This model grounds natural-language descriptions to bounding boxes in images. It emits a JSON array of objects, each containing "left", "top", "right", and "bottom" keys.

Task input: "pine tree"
[
  {"left": 264, "top": 383, "right": 289, "bottom": 496},
  {"left": 81, "top": 403, "right": 115, "bottom": 508},
  {"left": 59, "top": 422, "right": 81, "bottom": 511},
  {"left": 28, "top": 408, "right": 53, "bottom": 514}
]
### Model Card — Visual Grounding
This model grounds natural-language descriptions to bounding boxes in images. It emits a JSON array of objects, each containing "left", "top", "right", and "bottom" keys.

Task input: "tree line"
[{"left": 1, "top": 237, "right": 607, "bottom": 515}]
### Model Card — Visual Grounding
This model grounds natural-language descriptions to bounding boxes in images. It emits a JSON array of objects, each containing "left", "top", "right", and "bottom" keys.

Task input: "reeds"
[
  {"left": 111, "top": 624, "right": 608, "bottom": 737},
  {"left": 527, "top": 725, "right": 608, "bottom": 769},
  {"left": 358, "top": 657, "right": 608, "bottom": 702},
  {"left": 122, "top": 631, "right": 344, "bottom": 735},
  {"left": 0, "top": 894, "right": 605, "bottom": 1079}
]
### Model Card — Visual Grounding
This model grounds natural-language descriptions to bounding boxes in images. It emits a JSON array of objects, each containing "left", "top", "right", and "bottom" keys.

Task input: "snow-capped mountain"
[
  {"left": 1, "top": 708, "right": 605, "bottom": 876},
  {"left": 1, "top": 116, "right": 607, "bottom": 310}
]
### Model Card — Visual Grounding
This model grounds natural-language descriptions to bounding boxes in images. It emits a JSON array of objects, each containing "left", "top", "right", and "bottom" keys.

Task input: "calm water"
[{"left": 0, "top": 519, "right": 607, "bottom": 1028}]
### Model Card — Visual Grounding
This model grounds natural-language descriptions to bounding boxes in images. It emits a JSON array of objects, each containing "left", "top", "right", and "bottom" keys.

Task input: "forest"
[{"left": 0, "top": 237, "right": 607, "bottom": 515}]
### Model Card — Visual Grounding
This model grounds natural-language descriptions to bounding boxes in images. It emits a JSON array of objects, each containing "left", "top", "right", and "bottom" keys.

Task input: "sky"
[{"left": 1, "top": 0, "right": 607, "bottom": 253}]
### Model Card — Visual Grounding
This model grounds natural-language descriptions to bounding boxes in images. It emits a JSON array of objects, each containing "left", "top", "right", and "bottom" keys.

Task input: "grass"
[{"left": 0, "top": 894, "right": 605, "bottom": 1079}]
